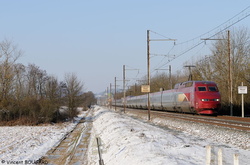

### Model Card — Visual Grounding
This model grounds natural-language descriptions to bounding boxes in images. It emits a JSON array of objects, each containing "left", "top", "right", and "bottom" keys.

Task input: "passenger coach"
[{"left": 116, "top": 81, "right": 221, "bottom": 115}]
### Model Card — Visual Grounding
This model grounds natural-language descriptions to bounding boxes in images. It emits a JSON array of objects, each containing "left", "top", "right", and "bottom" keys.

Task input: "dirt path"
[{"left": 41, "top": 116, "right": 93, "bottom": 165}]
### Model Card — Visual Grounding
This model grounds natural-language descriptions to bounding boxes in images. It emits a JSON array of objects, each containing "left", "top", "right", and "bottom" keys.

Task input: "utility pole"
[
  {"left": 155, "top": 65, "right": 172, "bottom": 89},
  {"left": 114, "top": 77, "right": 122, "bottom": 111},
  {"left": 169, "top": 65, "right": 172, "bottom": 89},
  {"left": 106, "top": 87, "right": 108, "bottom": 107},
  {"left": 228, "top": 30, "right": 233, "bottom": 116},
  {"left": 114, "top": 77, "right": 117, "bottom": 111},
  {"left": 201, "top": 30, "right": 233, "bottom": 115},
  {"left": 147, "top": 30, "right": 151, "bottom": 120},
  {"left": 110, "top": 83, "right": 112, "bottom": 109},
  {"left": 147, "top": 30, "right": 176, "bottom": 120},
  {"left": 122, "top": 65, "right": 139, "bottom": 113},
  {"left": 123, "top": 65, "right": 126, "bottom": 113},
  {"left": 184, "top": 65, "right": 196, "bottom": 81}
]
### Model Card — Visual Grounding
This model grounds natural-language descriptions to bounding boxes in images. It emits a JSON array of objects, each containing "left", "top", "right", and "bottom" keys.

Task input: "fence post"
[
  {"left": 206, "top": 145, "right": 239, "bottom": 165},
  {"left": 234, "top": 154, "right": 239, "bottom": 165},
  {"left": 218, "top": 148, "right": 222, "bottom": 165},
  {"left": 206, "top": 145, "right": 211, "bottom": 165},
  {"left": 96, "top": 137, "right": 104, "bottom": 165}
]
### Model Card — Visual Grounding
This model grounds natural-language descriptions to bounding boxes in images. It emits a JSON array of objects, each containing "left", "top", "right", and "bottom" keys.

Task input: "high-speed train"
[{"left": 115, "top": 81, "right": 221, "bottom": 115}]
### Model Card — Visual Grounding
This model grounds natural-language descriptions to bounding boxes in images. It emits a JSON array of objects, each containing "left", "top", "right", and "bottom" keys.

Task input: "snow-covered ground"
[
  {"left": 0, "top": 110, "right": 86, "bottom": 164},
  {"left": 87, "top": 106, "right": 250, "bottom": 165},
  {"left": 0, "top": 106, "right": 249, "bottom": 165},
  {"left": 0, "top": 123, "right": 76, "bottom": 161}
]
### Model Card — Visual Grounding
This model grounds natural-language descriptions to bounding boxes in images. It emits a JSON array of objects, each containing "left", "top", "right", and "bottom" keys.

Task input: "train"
[{"left": 114, "top": 81, "right": 221, "bottom": 115}]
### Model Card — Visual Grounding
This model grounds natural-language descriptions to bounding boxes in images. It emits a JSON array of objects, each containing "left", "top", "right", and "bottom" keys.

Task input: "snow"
[
  {"left": 0, "top": 124, "right": 76, "bottom": 160},
  {"left": 0, "top": 109, "right": 86, "bottom": 164},
  {"left": 87, "top": 106, "right": 250, "bottom": 165},
  {"left": 0, "top": 106, "right": 249, "bottom": 165}
]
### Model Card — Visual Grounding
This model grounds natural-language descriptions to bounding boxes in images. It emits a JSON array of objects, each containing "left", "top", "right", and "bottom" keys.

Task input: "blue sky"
[{"left": 0, "top": 1, "right": 249, "bottom": 93}]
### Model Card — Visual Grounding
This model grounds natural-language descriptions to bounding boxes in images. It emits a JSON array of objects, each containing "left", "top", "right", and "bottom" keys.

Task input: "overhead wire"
[
  {"left": 148, "top": 30, "right": 177, "bottom": 74},
  {"left": 150, "top": 42, "right": 177, "bottom": 75},
  {"left": 153, "top": 5, "right": 250, "bottom": 71},
  {"left": 149, "top": 30, "right": 175, "bottom": 40},
  {"left": 122, "top": 6, "right": 250, "bottom": 87},
  {"left": 177, "top": 5, "right": 250, "bottom": 45}
]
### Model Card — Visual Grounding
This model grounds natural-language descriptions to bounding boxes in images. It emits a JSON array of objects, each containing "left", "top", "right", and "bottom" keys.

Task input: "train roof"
[{"left": 174, "top": 81, "right": 217, "bottom": 89}]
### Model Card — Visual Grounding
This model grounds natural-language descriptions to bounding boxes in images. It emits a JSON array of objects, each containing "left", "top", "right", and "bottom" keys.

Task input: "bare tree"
[
  {"left": 209, "top": 28, "right": 250, "bottom": 106},
  {"left": 26, "top": 64, "right": 48, "bottom": 99},
  {"left": 82, "top": 91, "right": 96, "bottom": 110},
  {"left": 0, "top": 39, "right": 22, "bottom": 107},
  {"left": 0, "top": 39, "right": 94, "bottom": 124},
  {"left": 64, "top": 73, "right": 84, "bottom": 120},
  {"left": 12, "top": 63, "right": 26, "bottom": 118},
  {"left": 39, "top": 75, "right": 60, "bottom": 122},
  {"left": 191, "top": 27, "right": 250, "bottom": 114}
]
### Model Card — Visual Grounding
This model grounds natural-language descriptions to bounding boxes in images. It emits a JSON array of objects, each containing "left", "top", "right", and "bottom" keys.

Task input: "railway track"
[
  {"left": 125, "top": 108, "right": 250, "bottom": 132},
  {"left": 41, "top": 117, "right": 93, "bottom": 165}
]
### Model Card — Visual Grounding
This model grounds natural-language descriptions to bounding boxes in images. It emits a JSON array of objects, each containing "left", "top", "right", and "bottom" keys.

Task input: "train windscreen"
[
  {"left": 198, "top": 87, "right": 206, "bottom": 91},
  {"left": 197, "top": 86, "right": 218, "bottom": 91},
  {"left": 208, "top": 86, "right": 218, "bottom": 91}
]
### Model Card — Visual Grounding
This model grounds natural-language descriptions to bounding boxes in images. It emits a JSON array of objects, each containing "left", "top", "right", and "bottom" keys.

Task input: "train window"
[
  {"left": 208, "top": 86, "right": 217, "bottom": 91},
  {"left": 198, "top": 87, "right": 206, "bottom": 91}
]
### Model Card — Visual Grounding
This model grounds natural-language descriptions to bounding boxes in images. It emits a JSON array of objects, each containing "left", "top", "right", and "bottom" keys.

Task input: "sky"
[{"left": 0, "top": 0, "right": 249, "bottom": 93}]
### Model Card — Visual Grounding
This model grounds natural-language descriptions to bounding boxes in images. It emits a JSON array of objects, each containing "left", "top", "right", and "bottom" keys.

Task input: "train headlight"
[
  {"left": 201, "top": 99, "right": 209, "bottom": 101},
  {"left": 213, "top": 99, "right": 220, "bottom": 101}
]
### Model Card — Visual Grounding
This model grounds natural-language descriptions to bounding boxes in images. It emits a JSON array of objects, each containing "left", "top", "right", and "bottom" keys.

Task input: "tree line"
[
  {"left": 0, "top": 39, "right": 96, "bottom": 125},
  {"left": 117, "top": 28, "right": 250, "bottom": 115}
]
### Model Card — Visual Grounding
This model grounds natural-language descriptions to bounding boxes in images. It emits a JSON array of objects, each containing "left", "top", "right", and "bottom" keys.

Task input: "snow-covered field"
[
  {"left": 0, "top": 111, "right": 86, "bottom": 164},
  {"left": 0, "top": 123, "right": 76, "bottom": 161},
  {"left": 0, "top": 105, "right": 249, "bottom": 165}
]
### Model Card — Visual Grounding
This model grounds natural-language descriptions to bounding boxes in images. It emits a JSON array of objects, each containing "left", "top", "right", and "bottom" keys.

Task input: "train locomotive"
[{"left": 115, "top": 81, "right": 221, "bottom": 115}]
